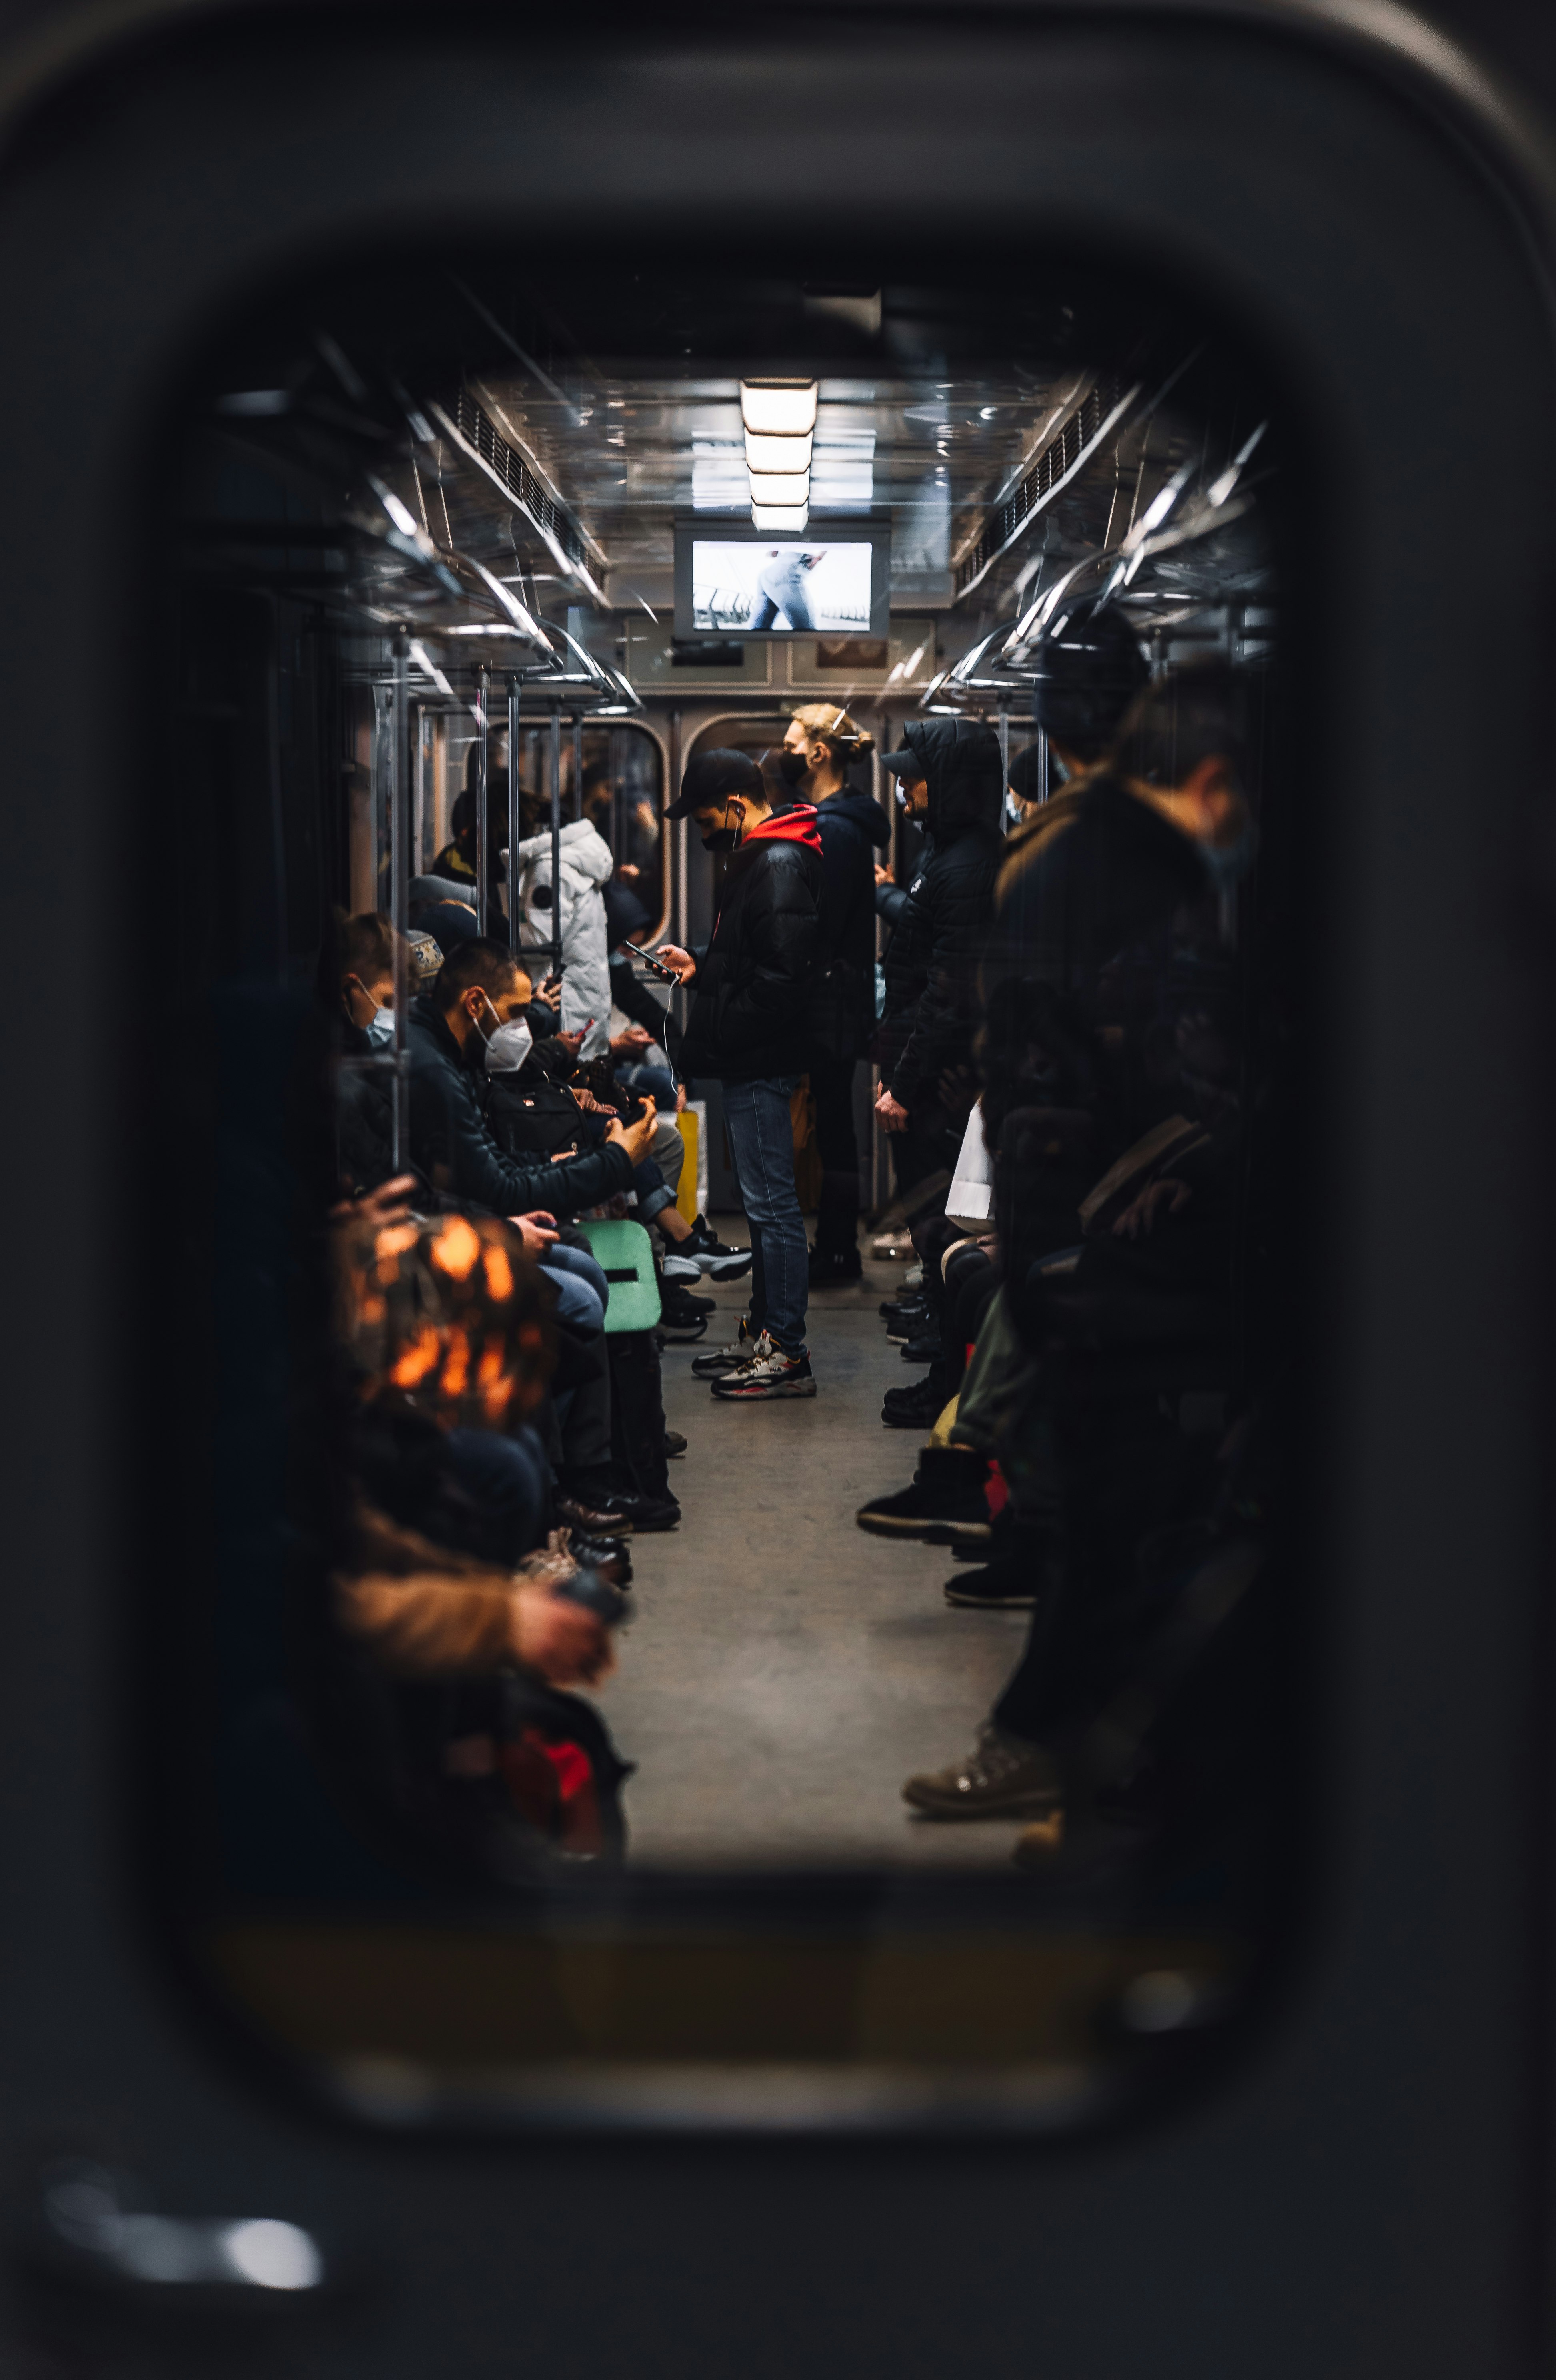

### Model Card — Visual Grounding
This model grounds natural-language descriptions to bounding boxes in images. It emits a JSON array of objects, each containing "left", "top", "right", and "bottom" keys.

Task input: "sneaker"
[
  {"left": 663, "top": 1429, "right": 687, "bottom": 1458},
  {"left": 709, "top": 1331, "right": 817, "bottom": 1400},
  {"left": 659, "top": 1285, "right": 711, "bottom": 1340},
  {"left": 856, "top": 1448, "right": 992, "bottom": 1539},
  {"left": 660, "top": 1253, "right": 703, "bottom": 1284},
  {"left": 899, "top": 1333, "right": 941, "bottom": 1364},
  {"left": 681, "top": 1215, "right": 753, "bottom": 1277},
  {"left": 691, "top": 1319, "right": 757, "bottom": 1378},
  {"left": 902, "top": 1724, "right": 1060, "bottom": 1821},
  {"left": 809, "top": 1245, "right": 862, "bottom": 1286},
  {"left": 880, "top": 1294, "right": 925, "bottom": 1324}
]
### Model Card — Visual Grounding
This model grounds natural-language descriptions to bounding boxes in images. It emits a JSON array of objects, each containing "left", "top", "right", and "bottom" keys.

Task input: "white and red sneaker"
[{"left": 709, "top": 1330, "right": 817, "bottom": 1400}]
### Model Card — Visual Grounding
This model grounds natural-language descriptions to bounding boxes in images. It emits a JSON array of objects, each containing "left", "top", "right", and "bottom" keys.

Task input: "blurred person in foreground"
[{"left": 324, "top": 1205, "right": 631, "bottom": 1880}]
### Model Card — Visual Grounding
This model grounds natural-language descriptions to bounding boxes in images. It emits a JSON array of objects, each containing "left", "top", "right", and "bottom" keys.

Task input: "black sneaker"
[
  {"left": 681, "top": 1214, "right": 753, "bottom": 1278},
  {"left": 663, "top": 1429, "right": 687, "bottom": 1458},
  {"left": 710, "top": 1332, "right": 817, "bottom": 1400},
  {"left": 881, "top": 1295, "right": 926, "bottom": 1325},
  {"left": 691, "top": 1319, "right": 756, "bottom": 1378},
  {"left": 899, "top": 1333, "right": 941, "bottom": 1364},
  {"left": 856, "top": 1448, "right": 992, "bottom": 1539},
  {"left": 659, "top": 1285, "right": 711, "bottom": 1340},
  {"left": 809, "top": 1245, "right": 862, "bottom": 1286}
]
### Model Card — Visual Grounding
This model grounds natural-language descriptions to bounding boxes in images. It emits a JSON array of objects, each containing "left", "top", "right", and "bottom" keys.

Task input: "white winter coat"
[{"left": 507, "top": 818, "right": 614, "bottom": 1060}]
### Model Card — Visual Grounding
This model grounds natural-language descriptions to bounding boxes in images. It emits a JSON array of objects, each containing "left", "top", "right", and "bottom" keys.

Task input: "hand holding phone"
[{"left": 619, "top": 937, "right": 682, "bottom": 985}]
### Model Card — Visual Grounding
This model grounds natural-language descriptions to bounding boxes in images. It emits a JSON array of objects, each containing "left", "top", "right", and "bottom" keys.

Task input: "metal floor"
[{"left": 602, "top": 1229, "right": 1032, "bottom": 1870}]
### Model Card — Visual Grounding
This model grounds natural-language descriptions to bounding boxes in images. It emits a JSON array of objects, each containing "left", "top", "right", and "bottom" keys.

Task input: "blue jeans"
[
  {"left": 445, "top": 1423, "right": 550, "bottom": 1565},
  {"left": 539, "top": 1245, "right": 609, "bottom": 1334},
  {"left": 722, "top": 1074, "right": 807, "bottom": 1355}
]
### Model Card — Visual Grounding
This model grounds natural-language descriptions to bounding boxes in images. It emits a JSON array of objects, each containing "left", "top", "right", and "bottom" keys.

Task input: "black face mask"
[
  {"left": 701, "top": 826, "right": 738, "bottom": 855},
  {"left": 776, "top": 748, "right": 808, "bottom": 786}
]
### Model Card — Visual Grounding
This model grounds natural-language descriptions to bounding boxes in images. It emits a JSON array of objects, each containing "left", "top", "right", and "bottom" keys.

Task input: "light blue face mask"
[{"left": 364, "top": 1005, "right": 395, "bottom": 1047}]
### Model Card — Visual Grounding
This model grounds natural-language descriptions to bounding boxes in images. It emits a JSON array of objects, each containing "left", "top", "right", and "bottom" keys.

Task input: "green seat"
[{"left": 576, "top": 1217, "right": 663, "bottom": 1334}]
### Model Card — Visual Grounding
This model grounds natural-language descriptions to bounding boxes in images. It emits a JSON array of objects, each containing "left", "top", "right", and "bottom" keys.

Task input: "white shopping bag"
[{"left": 946, "top": 1101, "right": 994, "bottom": 1231}]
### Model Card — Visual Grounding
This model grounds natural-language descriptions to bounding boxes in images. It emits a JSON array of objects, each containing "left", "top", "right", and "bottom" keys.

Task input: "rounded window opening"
[{"left": 157, "top": 248, "right": 1294, "bottom": 2123}]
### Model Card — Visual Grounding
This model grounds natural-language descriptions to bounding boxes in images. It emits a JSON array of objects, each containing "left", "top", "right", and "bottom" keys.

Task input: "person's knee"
[
  {"left": 541, "top": 1263, "right": 605, "bottom": 1335},
  {"left": 651, "top": 1117, "right": 685, "bottom": 1193}
]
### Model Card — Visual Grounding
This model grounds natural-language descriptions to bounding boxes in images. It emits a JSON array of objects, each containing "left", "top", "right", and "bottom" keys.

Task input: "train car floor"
[{"left": 603, "top": 1228, "right": 1032, "bottom": 1870}]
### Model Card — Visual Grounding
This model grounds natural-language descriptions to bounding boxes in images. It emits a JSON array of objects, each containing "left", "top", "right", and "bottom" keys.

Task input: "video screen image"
[{"left": 691, "top": 539, "right": 873, "bottom": 634}]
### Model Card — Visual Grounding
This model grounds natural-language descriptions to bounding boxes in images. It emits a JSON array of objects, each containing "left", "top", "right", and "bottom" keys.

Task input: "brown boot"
[{"left": 902, "top": 1724, "right": 1060, "bottom": 1820}]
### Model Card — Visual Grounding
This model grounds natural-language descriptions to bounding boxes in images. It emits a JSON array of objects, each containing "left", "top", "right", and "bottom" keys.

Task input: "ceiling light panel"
[
  {"left": 745, "top": 431, "right": 813, "bottom": 473},
  {"left": 740, "top": 380, "right": 819, "bottom": 436},
  {"left": 751, "top": 503, "right": 809, "bottom": 530},
  {"left": 747, "top": 471, "right": 811, "bottom": 507}
]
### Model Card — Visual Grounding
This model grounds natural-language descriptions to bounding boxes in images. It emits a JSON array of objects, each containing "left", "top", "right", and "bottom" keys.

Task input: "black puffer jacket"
[
  {"left": 878, "top": 719, "right": 1006, "bottom": 1111},
  {"left": 807, "top": 786, "right": 890, "bottom": 1061},
  {"left": 677, "top": 808, "right": 823, "bottom": 1083},
  {"left": 406, "top": 996, "right": 632, "bottom": 1216}
]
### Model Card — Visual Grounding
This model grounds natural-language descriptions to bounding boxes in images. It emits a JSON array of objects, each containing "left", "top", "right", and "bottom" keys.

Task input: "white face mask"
[
  {"left": 485, "top": 1016, "right": 534, "bottom": 1075},
  {"left": 363, "top": 1004, "right": 395, "bottom": 1046}
]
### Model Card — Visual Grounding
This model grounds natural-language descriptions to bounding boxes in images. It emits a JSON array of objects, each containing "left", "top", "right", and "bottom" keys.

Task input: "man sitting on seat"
[{"left": 407, "top": 937, "right": 656, "bottom": 1220}]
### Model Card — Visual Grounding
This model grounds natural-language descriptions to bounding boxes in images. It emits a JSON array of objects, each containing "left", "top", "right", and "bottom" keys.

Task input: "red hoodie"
[{"left": 744, "top": 802, "right": 823, "bottom": 854}]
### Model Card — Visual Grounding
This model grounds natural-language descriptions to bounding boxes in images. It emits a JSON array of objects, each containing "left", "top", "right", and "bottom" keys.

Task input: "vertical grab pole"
[
  {"left": 390, "top": 630, "right": 412, "bottom": 1174},
  {"left": 573, "top": 711, "right": 584, "bottom": 824},
  {"left": 474, "top": 662, "right": 490, "bottom": 934},
  {"left": 997, "top": 702, "right": 1011, "bottom": 830},
  {"left": 669, "top": 705, "right": 685, "bottom": 1028},
  {"left": 1037, "top": 724, "right": 1051, "bottom": 805},
  {"left": 507, "top": 675, "right": 522, "bottom": 955},
  {"left": 549, "top": 702, "right": 563, "bottom": 980}
]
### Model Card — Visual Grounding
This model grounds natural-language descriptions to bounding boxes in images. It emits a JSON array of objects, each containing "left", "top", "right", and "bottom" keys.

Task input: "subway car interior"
[{"left": 156, "top": 249, "right": 1291, "bottom": 2109}]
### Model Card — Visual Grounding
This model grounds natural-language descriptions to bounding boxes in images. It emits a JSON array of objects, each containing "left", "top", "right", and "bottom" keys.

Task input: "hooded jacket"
[
  {"left": 406, "top": 994, "right": 632, "bottom": 1218},
  {"left": 510, "top": 818, "right": 614, "bottom": 1061},
  {"left": 877, "top": 718, "right": 1006, "bottom": 1111},
  {"left": 677, "top": 806, "right": 823, "bottom": 1083},
  {"left": 806, "top": 785, "right": 891, "bottom": 1060}
]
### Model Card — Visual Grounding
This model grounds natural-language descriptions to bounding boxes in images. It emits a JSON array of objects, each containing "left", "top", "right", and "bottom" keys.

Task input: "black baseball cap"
[
  {"left": 664, "top": 747, "right": 766, "bottom": 820},
  {"left": 881, "top": 724, "right": 929, "bottom": 780}
]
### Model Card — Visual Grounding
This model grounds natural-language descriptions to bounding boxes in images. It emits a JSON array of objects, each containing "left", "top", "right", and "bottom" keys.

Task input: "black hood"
[
  {"left": 819, "top": 786, "right": 891, "bottom": 848},
  {"left": 897, "top": 718, "right": 1005, "bottom": 838}
]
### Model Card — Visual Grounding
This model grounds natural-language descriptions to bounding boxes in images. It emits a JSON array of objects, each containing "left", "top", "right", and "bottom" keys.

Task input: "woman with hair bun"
[{"left": 779, "top": 705, "right": 891, "bottom": 1283}]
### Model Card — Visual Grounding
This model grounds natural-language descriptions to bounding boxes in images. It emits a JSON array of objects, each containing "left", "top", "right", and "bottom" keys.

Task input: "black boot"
[
  {"left": 943, "top": 1518, "right": 1053, "bottom": 1610},
  {"left": 857, "top": 1446, "right": 993, "bottom": 1538}
]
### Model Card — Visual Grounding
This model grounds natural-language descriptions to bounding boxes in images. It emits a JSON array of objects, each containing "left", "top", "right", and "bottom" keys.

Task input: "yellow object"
[
  {"left": 929, "top": 1394, "right": 960, "bottom": 1448},
  {"left": 675, "top": 1106, "right": 700, "bottom": 1224}
]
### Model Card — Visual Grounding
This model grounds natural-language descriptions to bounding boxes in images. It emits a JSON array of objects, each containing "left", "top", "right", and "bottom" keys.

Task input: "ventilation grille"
[
  {"left": 954, "top": 374, "right": 1133, "bottom": 598},
  {"left": 455, "top": 387, "right": 589, "bottom": 570}
]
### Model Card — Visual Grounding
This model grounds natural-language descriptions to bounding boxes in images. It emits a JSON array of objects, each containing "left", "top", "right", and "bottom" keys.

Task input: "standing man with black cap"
[{"left": 658, "top": 750, "right": 823, "bottom": 1400}]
